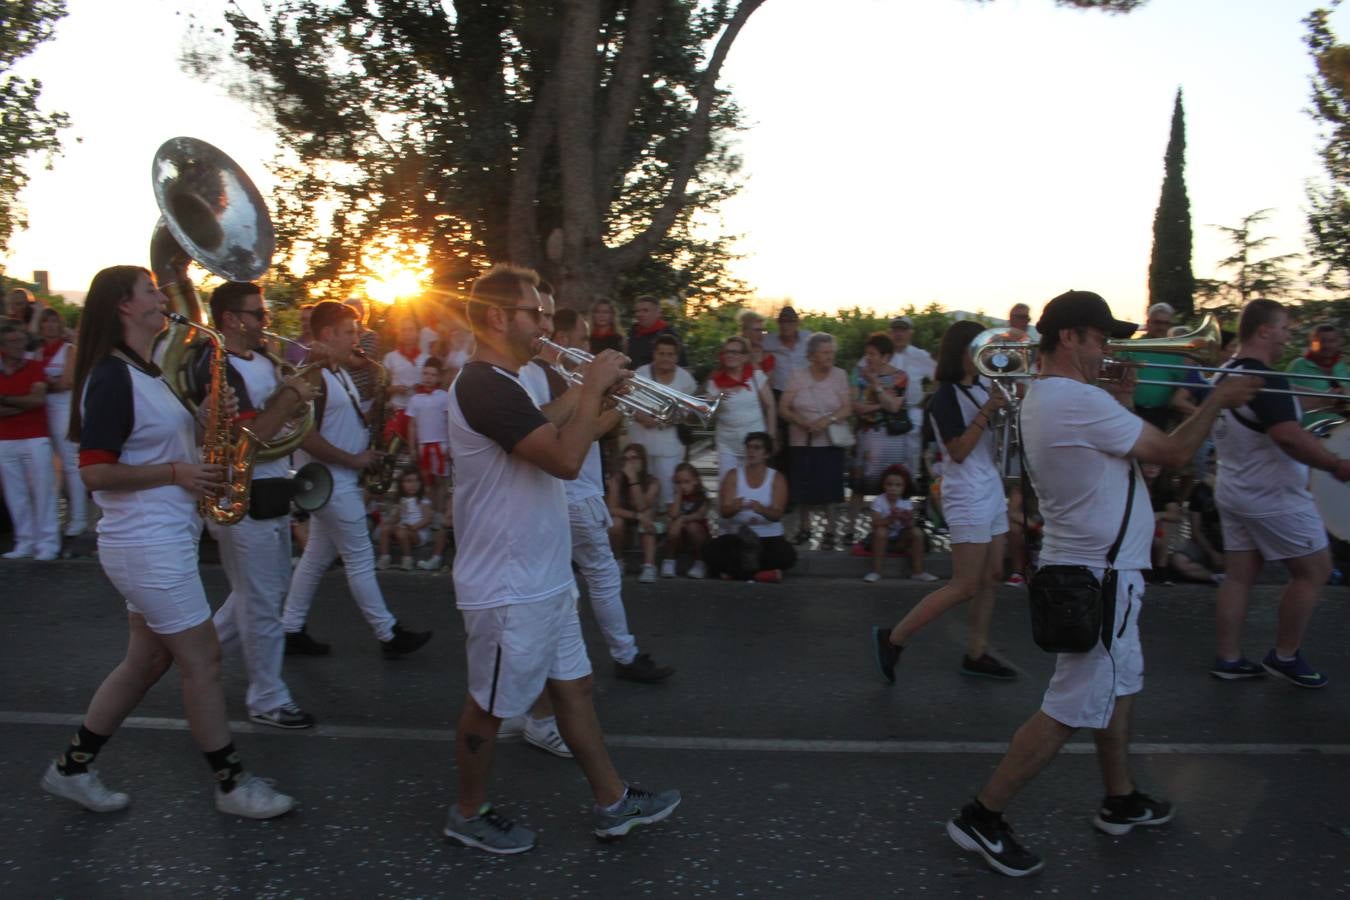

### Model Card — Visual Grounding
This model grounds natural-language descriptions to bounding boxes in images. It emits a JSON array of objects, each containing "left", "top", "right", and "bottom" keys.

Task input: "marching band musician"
[
  {"left": 279, "top": 300, "right": 432, "bottom": 657},
  {"left": 192, "top": 281, "right": 319, "bottom": 728},
  {"left": 1209, "top": 299, "right": 1350, "bottom": 687},
  {"left": 40, "top": 265, "right": 295, "bottom": 819}
]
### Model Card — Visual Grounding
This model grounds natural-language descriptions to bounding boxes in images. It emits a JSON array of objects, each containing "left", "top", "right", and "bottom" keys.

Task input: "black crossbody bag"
[{"left": 1020, "top": 408, "right": 1136, "bottom": 653}]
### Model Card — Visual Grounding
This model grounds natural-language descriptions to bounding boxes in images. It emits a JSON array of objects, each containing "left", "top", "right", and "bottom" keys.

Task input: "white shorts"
[
  {"left": 99, "top": 539, "right": 211, "bottom": 635},
  {"left": 1041, "top": 570, "right": 1145, "bottom": 730},
  {"left": 1219, "top": 505, "right": 1329, "bottom": 561},
  {"left": 461, "top": 587, "right": 592, "bottom": 719},
  {"left": 947, "top": 508, "right": 1010, "bottom": 545}
]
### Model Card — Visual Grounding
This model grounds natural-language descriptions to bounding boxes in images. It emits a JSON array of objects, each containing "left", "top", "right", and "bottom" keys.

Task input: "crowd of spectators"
[{"left": 4, "top": 281, "right": 1347, "bottom": 590}]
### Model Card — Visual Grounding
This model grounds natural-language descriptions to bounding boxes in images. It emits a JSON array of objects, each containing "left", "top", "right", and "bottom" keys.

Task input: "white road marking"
[{"left": 3, "top": 710, "right": 1347, "bottom": 755}]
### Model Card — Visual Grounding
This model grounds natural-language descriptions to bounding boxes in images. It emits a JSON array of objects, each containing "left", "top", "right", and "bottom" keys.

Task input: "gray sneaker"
[
  {"left": 593, "top": 785, "right": 681, "bottom": 840},
  {"left": 444, "top": 803, "right": 537, "bottom": 855},
  {"left": 40, "top": 761, "right": 130, "bottom": 813}
]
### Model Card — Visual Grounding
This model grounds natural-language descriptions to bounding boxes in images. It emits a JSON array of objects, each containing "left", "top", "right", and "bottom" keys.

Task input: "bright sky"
[{"left": 2, "top": 0, "right": 1343, "bottom": 326}]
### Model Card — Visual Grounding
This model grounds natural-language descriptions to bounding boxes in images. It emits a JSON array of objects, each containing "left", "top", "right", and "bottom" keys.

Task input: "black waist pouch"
[
  {"left": 249, "top": 478, "right": 292, "bottom": 520},
  {"left": 1027, "top": 565, "right": 1117, "bottom": 654}
]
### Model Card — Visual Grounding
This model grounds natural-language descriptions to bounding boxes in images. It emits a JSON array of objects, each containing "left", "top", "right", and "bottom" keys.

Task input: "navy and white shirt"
[
  {"left": 79, "top": 354, "right": 200, "bottom": 546},
  {"left": 449, "top": 361, "right": 571, "bottom": 610},
  {"left": 1213, "top": 357, "right": 1311, "bottom": 517},
  {"left": 927, "top": 378, "right": 1007, "bottom": 526},
  {"left": 192, "top": 349, "right": 289, "bottom": 480}
]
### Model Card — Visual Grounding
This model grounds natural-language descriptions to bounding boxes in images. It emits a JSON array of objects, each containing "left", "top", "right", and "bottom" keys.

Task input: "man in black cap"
[
  {"left": 764, "top": 306, "right": 812, "bottom": 477},
  {"left": 944, "top": 290, "right": 1260, "bottom": 878}
]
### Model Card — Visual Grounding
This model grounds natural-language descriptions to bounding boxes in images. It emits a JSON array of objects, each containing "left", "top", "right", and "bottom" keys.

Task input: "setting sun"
[{"left": 362, "top": 241, "right": 431, "bottom": 306}]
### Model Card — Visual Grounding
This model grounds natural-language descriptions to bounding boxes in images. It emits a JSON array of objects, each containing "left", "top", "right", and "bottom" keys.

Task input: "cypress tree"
[{"left": 1147, "top": 88, "right": 1196, "bottom": 317}]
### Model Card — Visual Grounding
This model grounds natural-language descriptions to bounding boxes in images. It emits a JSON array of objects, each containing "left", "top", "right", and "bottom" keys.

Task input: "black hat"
[
  {"left": 1036, "top": 290, "right": 1136, "bottom": 340},
  {"left": 777, "top": 306, "right": 800, "bottom": 322}
]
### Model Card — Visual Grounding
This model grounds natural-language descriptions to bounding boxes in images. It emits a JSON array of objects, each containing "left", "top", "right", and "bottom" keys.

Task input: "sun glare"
[{"left": 362, "top": 242, "right": 432, "bottom": 306}]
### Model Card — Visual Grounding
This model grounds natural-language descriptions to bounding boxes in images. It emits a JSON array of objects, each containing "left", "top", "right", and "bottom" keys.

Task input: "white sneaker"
[
  {"left": 35, "top": 551, "right": 60, "bottom": 562},
  {"left": 376, "top": 554, "right": 391, "bottom": 570},
  {"left": 660, "top": 559, "right": 677, "bottom": 578},
  {"left": 687, "top": 560, "right": 706, "bottom": 580},
  {"left": 416, "top": 555, "right": 443, "bottom": 571},
  {"left": 862, "top": 571, "right": 882, "bottom": 583},
  {"left": 910, "top": 572, "right": 939, "bottom": 582},
  {"left": 638, "top": 564, "right": 657, "bottom": 584},
  {"left": 2, "top": 549, "right": 33, "bottom": 560},
  {"left": 400, "top": 556, "right": 414, "bottom": 571},
  {"left": 523, "top": 718, "right": 573, "bottom": 758},
  {"left": 215, "top": 773, "right": 295, "bottom": 819},
  {"left": 40, "top": 761, "right": 130, "bottom": 812},
  {"left": 497, "top": 715, "right": 526, "bottom": 741}
]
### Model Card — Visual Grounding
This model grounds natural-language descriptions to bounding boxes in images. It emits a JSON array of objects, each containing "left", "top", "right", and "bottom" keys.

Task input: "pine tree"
[
  {"left": 1304, "top": 6, "right": 1350, "bottom": 289},
  {"left": 1147, "top": 88, "right": 1195, "bottom": 318}
]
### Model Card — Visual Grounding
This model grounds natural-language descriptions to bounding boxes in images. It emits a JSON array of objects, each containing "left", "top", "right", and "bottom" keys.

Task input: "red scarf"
[
  {"left": 712, "top": 362, "right": 755, "bottom": 390},
  {"left": 39, "top": 338, "right": 65, "bottom": 366},
  {"left": 1305, "top": 351, "right": 1342, "bottom": 370},
  {"left": 758, "top": 354, "right": 776, "bottom": 374},
  {"left": 592, "top": 325, "right": 616, "bottom": 339},
  {"left": 634, "top": 317, "right": 669, "bottom": 338},
  {"left": 397, "top": 346, "right": 421, "bottom": 365}
]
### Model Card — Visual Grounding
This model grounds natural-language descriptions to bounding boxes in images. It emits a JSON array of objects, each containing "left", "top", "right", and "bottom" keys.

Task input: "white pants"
[
  {"left": 282, "top": 485, "right": 396, "bottom": 642},
  {"left": 45, "top": 394, "right": 86, "bottom": 535},
  {"left": 647, "top": 451, "right": 682, "bottom": 509},
  {"left": 0, "top": 436, "right": 60, "bottom": 557},
  {"left": 209, "top": 515, "right": 294, "bottom": 714},
  {"left": 570, "top": 495, "right": 638, "bottom": 665}
]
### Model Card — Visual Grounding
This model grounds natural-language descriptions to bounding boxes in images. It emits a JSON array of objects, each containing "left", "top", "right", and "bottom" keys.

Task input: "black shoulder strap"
[{"left": 1105, "top": 463, "right": 1136, "bottom": 568}]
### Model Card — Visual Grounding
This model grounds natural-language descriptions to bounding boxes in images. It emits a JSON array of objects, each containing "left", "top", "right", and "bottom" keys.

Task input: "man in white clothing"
[
  {"left": 629, "top": 333, "right": 698, "bottom": 509},
  {"left": 945, "top": 290, "right": 1259, "bottom": 878}
]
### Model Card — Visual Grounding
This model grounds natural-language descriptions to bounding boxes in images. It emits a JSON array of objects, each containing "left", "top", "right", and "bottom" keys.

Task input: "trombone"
[
  {"left": 535, "top": 337, "right": 720, "bottom": 425},
  {"left": 970, "top": 314, "right": 1350, "bottom": 402}
]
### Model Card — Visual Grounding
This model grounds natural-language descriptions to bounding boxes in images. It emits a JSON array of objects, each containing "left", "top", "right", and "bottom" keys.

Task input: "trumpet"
[{"left": 535, "top": 337, "right": 719, "bottom": 425}]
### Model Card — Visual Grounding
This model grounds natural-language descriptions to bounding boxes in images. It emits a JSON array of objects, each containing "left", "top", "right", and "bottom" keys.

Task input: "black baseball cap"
[
  {"left": 1036, "top": 290, "right": 1136, "bottom": 340},
  {"left": 777, "top": 306, "right": 800, "bottom": 322}
]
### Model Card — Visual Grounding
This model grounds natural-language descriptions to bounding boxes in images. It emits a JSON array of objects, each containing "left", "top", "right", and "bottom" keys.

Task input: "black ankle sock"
[
  {"left": 971, "top": 797, "right": 1002, "bottom": 821},
  {"left": 204, "top": 743, "right": 244, "bottom": 793},
  {"left": 57, "top": 725, "right": 112, "bottom": 775}
]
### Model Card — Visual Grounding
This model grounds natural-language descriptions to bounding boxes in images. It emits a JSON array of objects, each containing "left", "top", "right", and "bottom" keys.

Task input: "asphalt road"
[{"left": 2, "top": 557, "right": 1348, "bottom": 898}]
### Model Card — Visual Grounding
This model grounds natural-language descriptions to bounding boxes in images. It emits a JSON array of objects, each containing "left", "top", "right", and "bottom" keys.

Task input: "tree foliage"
[
  {"left": 185, "top": 0, "right": 763, "bottom": 313},
  {"left": 1304, "top": 5, "right": 1350, "bottom": 290},
  {"left": 1203, "top": 209, "right": 1302, "bottom": 308},
  {"left": 0, "top": 0, "right": 71, "bottom": 261},
  {"left": 1147, "top": 88, "right": 1194, "bottom": 318}
]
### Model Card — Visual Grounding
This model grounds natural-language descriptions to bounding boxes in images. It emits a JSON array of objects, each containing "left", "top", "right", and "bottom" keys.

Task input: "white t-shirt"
[
  {"left": 890, "top": 345, "right": 936, "bottom": 415},
  {"left": 406, "top": 388, "right": 450, "bottom": 445},
  {"left": 870, "top": 494, "right": 915, "bottom": 538},
  {"left": 227, "top": 352, "right": 290, "bottom": 480},
  {"left": 79, "top": 355, "right": 201, "bottom": 546},
  {"left": 628, "top": 364, "right": 698, "bottom": 458},
  {"left": 706, "top": 369, "right": 768, "bottom": 453},
  {"left": 295, "top": 368, "right": 368, "bottom": 490},
  {"left": 418, "top": 326, "right": 441, "bottom": 359},
  {"left": 382, "top": 348, "right": 429, "bottom": 410},
  {"left": 727, "top": 466, "right": 784, "bottom": 538},
  {"left": 1213, "top": 357, "right": 1312, "bottom": 517},
  {"left": 520, "top": 359, "right": 604, "bottom": 504},
  {"left": 1020, "top": 377, "right": 1151, "bottom": 570},
  {"left": 449, "top": 361, "right": 571, "bottom": 609},
  {"left": 926, "top": 379, "right": 1007, "bottom": 526},
  {"left": 763, "top": 331, "right": 812, "bottom": 392}
]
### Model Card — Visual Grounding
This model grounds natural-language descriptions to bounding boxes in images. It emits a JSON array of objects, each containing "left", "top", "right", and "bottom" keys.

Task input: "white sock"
[{"left": 601, "top": 786, "right": 631, "bottom": 813}]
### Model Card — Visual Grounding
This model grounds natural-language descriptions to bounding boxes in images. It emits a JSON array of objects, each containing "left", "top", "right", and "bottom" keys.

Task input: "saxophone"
[
  {"left": 354, "top": 348, "right": 401, "bottom": 494},
  {"left": 169, "top": 314, "right": 259, "bottom": 525}
]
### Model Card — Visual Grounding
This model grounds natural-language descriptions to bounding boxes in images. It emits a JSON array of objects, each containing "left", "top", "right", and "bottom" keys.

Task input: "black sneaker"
[
  {"left": 1208, "top": 657, "right": 1265, "bottom": 680},
  {"left": 284, "top": 629, "right": 331, "bottom": 657},
  {"left": 961, "top": 653, "right": 1017, "bottom": 681},
  {"left": 614, "top": 652, "right": 675, "bottom": 684},
  {"left": 381, "top": 623, "right": 433, "bottom": 657},
  {"left": 1092, "top": 790, "right": 1174, "bottom": 836},
  {"left": 947, "top": 802, "right": 1044, "bottom": 877},
  {"left": 871, "top": 626, "right": 900, "bottom": 684},
  {"left": 249, "top": 703, "right": 316, "bottom": 730}
]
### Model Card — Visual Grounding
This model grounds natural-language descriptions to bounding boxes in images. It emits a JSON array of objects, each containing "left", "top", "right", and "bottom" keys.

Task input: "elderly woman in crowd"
[
  {"left": 847, "top": 331, "right": 910, "bottom": 541},
  {"left": 34, "top": 306, "right": 86, "bottom": 537},
  {"left": 705, "top": 334, "right": 775, "bottom": 484},
  {"left": 780, "top": 332, "right": 853, "bottom": 549}
]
